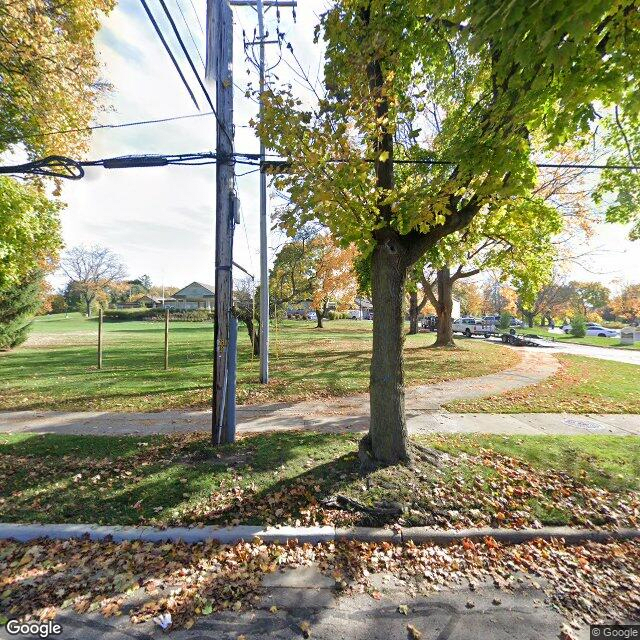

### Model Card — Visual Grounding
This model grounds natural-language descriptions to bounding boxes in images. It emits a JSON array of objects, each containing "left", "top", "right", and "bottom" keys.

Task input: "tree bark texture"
[
  {"left": 369, "top": 237, "right": 411, "bottom": 465},
  {"left": 433, "top": 267, "right": 455, "bottom": 347},
  {"left": 408, "top": 290, "right": 419, "bottom": 335},
  {"left": 315, "top": 308, "right": 324, "bottom": 328}
]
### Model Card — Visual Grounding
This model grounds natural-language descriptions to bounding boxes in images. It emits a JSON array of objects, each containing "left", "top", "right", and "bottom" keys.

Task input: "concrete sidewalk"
[
  {"left": 0, "top": 409, "right": 639, "bottom": 436},
  {"left": 0, "top": 347, "right": 560, "bottom": 435},
  {"left": 0, "top": 565, "right": 590, "bottom": 640}
]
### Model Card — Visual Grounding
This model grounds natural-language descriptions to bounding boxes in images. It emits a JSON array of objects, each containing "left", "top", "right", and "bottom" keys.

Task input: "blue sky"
[{"left": 53, "top": 0, "right": 637, "bottom": 292}]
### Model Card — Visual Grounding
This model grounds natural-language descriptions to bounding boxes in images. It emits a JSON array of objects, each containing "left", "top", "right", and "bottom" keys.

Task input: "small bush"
[
  {"left": 570, "top": 315, "right": 587, "bottom": 337},
  {"left": 498, "top": 313, "right": 512, "bottom": 331},
  {"left": 327, "top": 310, "right": 338, "bottom": 320}
]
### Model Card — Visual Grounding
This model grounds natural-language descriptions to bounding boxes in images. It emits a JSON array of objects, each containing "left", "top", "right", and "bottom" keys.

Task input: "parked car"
[
  {"left": 306, "top": 311, "right": 317, "bottom": 321},
  {"left": 452, "top": 317, "right": 493, "bottom": 338},
  {"left": 585, "top": 324, "right": 620, "bottom": 338},
  {"left": 561, "top": 322, "right": 620, "bottom": 337}
]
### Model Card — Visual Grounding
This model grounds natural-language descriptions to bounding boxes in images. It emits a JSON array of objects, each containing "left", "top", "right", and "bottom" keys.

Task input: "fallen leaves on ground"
[
  {"left": 1, "top": 433, "right": 638, "bottom": 530},
  {"left": 1, "top": 537, "right": 639, "bottom": 631}
]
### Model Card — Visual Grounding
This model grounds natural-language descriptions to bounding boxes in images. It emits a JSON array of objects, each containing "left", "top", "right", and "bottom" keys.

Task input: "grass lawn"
[
  {"left": 0, "top": 313, "right": 519, "bottom": 412},
  {"left": 1, "top": 431, "right": 638, "bottom": 529},
  {"left": 447, "top": 354, "right": 640, "bottom": 414},
  {"left": 518, "top": 326, "right": 639, "bottom": 350}
]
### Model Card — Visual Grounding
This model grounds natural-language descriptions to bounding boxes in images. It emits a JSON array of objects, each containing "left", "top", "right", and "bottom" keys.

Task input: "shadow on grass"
[{"left": 0, "top": 431, "right": 370, "bottom": 527}]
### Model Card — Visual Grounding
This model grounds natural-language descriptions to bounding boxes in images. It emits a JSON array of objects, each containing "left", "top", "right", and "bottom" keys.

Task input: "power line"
[
  {"left": 26, "top": 112, "right": 253, "bottom": 140},
  {"left": 155, "top": 0, "right": 234, "bottom": 148},
  {"left": 156, "top": 0, "right": 214, "bottom": 111},
  {"left": 3, "top": 151, "right": 636, "bottom": 181},
  {"left": 26, "top": 111, "right": 217, "bottom": 139},
  {"left": 138, "top": 0, "right": 200, "bottom": 109},
  {"left": 186, "top": 0, "right": 205, "bottom": 34},
  {"left": 261, "top": 158, "right": 640, "bottom": 172},
  {"left": 174, "top": 0, "right": 205, "bottom": 68},
  {"left": 0, "top": 152, "right": 260, "bottom": 180}
]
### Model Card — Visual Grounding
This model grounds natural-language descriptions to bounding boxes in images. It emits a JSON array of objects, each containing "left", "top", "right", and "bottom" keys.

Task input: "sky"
[{"left": 51, "top": 0, "right": 638, "bottom": 292}]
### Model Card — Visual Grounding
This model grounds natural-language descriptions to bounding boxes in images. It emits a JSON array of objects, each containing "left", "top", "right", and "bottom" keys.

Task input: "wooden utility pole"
[
  {"left": 97, "top": 308, "right": 103, "bottom": 370},
  {"left": 207, "top": 0, "right": 235, "bottom": 444},
  {"left": 164, "top": 308, "right": 169, "bottom": 370}
]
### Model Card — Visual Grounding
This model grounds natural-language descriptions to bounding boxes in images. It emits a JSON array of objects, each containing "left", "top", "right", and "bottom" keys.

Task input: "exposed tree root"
[{"left": 358, "top": 434, "right": 444, "bottom": 472}]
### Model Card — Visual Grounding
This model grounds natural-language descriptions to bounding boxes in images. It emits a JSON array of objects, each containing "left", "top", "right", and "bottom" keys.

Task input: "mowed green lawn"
[
  {"left": 448, "top": 354, "right": 640, "bottom": 414},
  {"left": 519, "top": 326, "right": 639, "bottom": 350},
  {"left": 0, "top": 313, "right": 519, "bottom": 412}
]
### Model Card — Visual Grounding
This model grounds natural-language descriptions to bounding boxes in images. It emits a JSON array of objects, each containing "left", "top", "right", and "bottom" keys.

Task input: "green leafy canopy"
[{"left": 259, "top": 0, "right": 639, "bottom": 257}]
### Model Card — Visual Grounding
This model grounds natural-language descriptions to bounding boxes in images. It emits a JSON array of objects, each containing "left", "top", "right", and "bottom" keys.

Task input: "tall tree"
[
  {"left": 310, "top": 235, "right": 358, "bottom": 328},
  {"left": 610, "top": 284, "right": 640, "bottom": 324},
  {"left": 1, "top": 0, "right": 114, "bottom": 342},
  {"left": 0, "top": 177, "right": 62, "bottom": 291},
  {"left": 270, "top": 234, "right": 358, "bottom": 328},
  {"left": 569, "top": 281, "right": 611, "bottom": 317},
  {"left": 1, "top": 0, "right": 114, "bottom": 157},
  {"left": 260, "top": 1, "right": 639, "bottom": 465},
  {"left": 455, "top": 281, "right": 483, "bottom": 317},
  {"left": 60, "top": 245, "right": 127, "bottom": 317},
  {"left": 517, "top": 278, "right": 574, "bottom": 327}
]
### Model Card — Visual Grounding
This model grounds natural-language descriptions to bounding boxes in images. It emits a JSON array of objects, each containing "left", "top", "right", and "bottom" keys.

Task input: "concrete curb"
[{"left": 0, "top": 523, "right": 639, "bottom": 546}]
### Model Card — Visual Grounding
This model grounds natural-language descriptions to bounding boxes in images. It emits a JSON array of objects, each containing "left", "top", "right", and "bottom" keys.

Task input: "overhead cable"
[{"left": 138, "top": 0, "right": 200, "bottom": 109}]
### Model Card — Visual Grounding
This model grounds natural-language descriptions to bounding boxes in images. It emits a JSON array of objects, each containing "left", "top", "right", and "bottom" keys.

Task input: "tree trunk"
[
  {"left": 408, "top": 290, "right": 419, "bottom": 335},
  {"left": 368, "top": 239, "right": 411, "bottom": 465},
  {"left": 433, "top": 268, "right": 455, "bottom": 347},
  {"left": 247, "top": 318, "right": 260, "bottom": 356},
  {"left": 315, "top": 308, "right": 324, "bottom": 328},
  {"left": 85, "top": 298, "right": 92, "bottom": 318},
  {"left": 523, "top": 311, "right": 535, "bottom": 328}
]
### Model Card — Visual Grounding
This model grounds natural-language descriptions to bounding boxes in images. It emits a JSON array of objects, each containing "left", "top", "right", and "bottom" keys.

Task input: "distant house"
[
  {"left": 134, "top": 294, "right": 160, "bottom": 308},
  {"left": 170, "top": 282, "right": 215, "bottom": 310}
]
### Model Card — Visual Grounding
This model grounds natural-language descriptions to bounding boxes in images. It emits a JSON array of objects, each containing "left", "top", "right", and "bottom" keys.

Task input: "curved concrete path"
[
  {"left": 0, "top": 348, "right": 561, "bottom": 436},
  {"left": 544, "top": 340, "right": 640, "bottom": 366}
]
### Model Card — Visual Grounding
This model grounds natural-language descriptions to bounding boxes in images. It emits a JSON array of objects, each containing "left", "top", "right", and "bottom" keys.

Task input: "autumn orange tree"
[
  {"left": 310, "top": 235, "right": 358, "bottom": 328},
  {"left": 271, "top": 233, "right": 357, "bottom": 328},
  {"left": 611, "top": 284, "right": 640, "bottom": 324},
  {"left": 260, "top": 1, "right": 640, "bottom": 465},
  {"left": 454, "top": 281, "right": 483, "bottom": 317}
]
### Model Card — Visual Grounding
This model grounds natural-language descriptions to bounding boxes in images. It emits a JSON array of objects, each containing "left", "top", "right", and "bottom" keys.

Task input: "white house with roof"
[{"left": 170, "top": 282, "right": 215, "bottom": 310}]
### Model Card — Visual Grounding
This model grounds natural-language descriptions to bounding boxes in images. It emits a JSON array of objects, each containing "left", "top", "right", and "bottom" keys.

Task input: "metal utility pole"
[
  {"left": 256, "top": 0, "right": 269, "bottom": 385},
  {"left": 207, "top": 0, "right": 235, "bottom": 444},
  {"left": 230, "top": 0, "right": 296, "bottom": 385}
]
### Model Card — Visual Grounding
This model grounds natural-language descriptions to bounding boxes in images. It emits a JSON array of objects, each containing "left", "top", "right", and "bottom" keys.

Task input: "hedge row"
[{"left": 103, "top": 308, "right": 214, "bottom": 322}]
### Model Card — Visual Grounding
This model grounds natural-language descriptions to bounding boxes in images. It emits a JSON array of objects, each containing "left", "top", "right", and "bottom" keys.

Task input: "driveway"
[{"left": 543, "top": 340, "right": 640, "bottom": 366}]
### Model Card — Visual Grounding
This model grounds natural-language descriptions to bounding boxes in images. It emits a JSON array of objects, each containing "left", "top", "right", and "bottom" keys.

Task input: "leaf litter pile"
[
  {"left": 1, "top": 536, "right": 639, "bottom": 634},
  {"left": 1, "top": 432, "right": 638, "bottom": 530}
]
